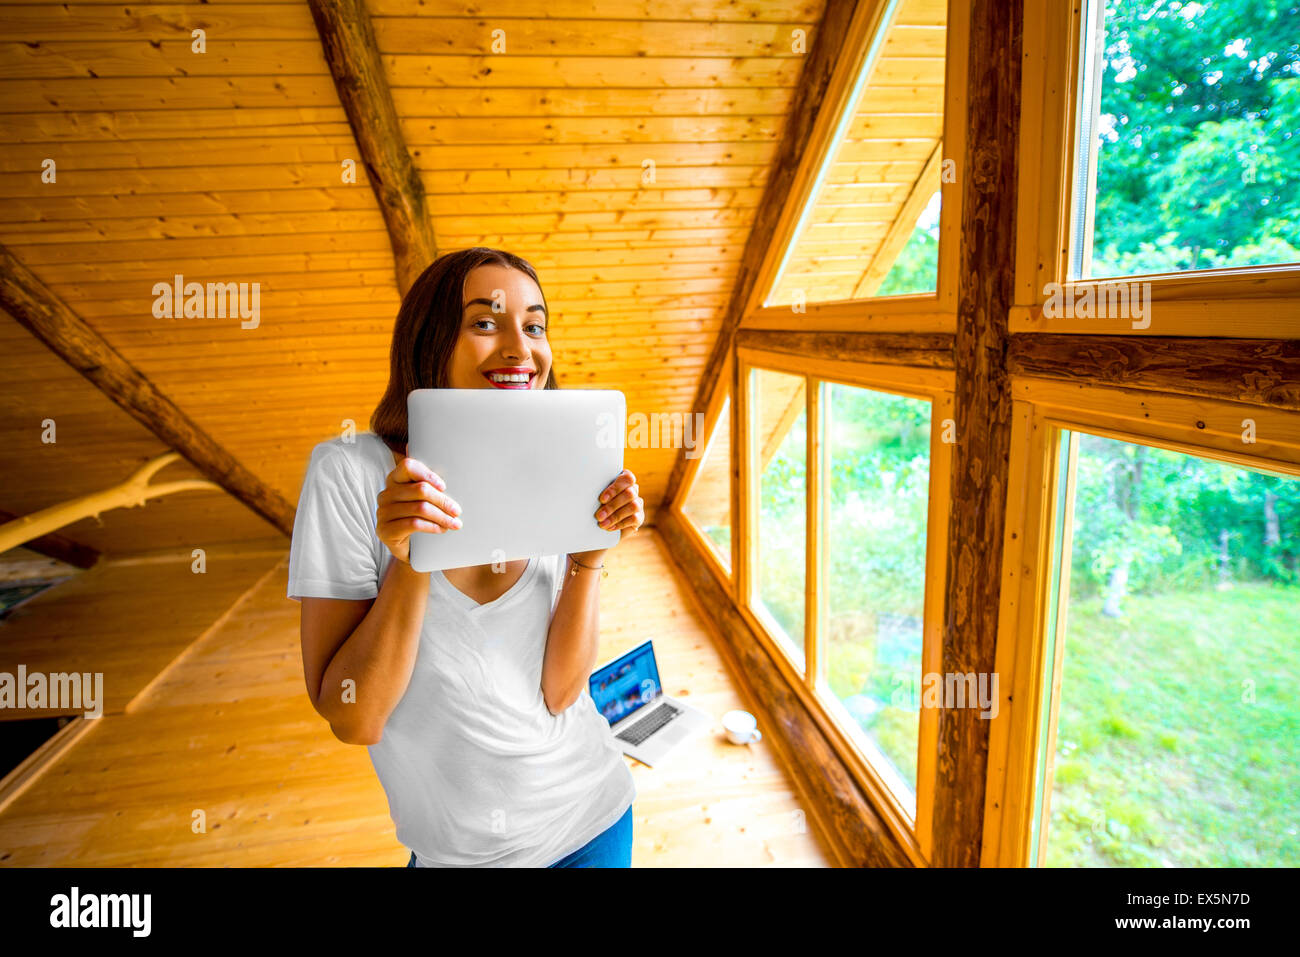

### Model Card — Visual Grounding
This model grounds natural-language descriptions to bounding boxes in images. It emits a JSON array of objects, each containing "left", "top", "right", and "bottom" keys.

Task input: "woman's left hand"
[{"left": 594, "top": 469, "right": 644, "bottom": 541}]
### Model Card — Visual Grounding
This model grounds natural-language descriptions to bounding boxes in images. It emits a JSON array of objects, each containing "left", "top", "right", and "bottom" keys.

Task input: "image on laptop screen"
[{"left": 589, "top": 641, "right": 661, "bottom": 725}]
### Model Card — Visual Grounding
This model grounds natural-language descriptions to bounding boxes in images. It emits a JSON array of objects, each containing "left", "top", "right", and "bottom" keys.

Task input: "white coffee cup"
[{"left": 722, "top": 709, "right": 762, "bottom": 745}]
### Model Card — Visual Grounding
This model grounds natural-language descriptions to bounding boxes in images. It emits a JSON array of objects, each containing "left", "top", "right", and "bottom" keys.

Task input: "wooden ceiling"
[
  {"left": 1, "top": 0, "right": 394, "bottom": 556},
  {"left": 0, "top": 0, "right": 942, "bottom": 559}
]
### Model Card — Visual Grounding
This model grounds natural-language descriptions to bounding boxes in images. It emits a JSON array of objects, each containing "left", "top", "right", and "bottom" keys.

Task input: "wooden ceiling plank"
[
  {"left": 833, "top": 138, "right": 938, "bottom": 163},
  {"left": 0, "top": 165, "right": 375, "bottom": 198},
  {"left": 0, "top": 243, "right": 295, "bottom": 536},
  {"left": 843, "top": 113, "right": 944, "bottom": 139},
  {"left": 0, "top": 75, "right": 345, "bottom": 111},
  {"left": 406, "top": 188, "right": 764, "bottom": 215},
  {"left": 0, "top": 134, "right": 362, "bottom": 171},
  {"left": 0, "top": 4, "right": 320, "bottom": 42},
  {"left": 800, "top": 179, "right": 911, "bottom": 201},
  {"left": 0, "top": 40, "right": 335, "bottom": 80},
  {"left": 6, "top": 210, "right": 390, "bottom": 245},
  {"left": 401, "top": 115, "right": 784, "bottom": 146},
  {"left": 427, "top": 209, "right": 756, "bottom": 234},
  {"left": 410, "top": 141, "right": 774, "bottom": 170},
  {"left": 382, "top": 55, "right": 802, "bottom": 89},
  {"left": 372, "top": 18, "right": 818, "bottom": 58},
  {"left": 393, "top": 86, "right": 794, "bottom": 118},
  {"left": 857, "top": 85, "right": 945, "bottom": 112},
  {"left": 433, "top": 228, "right": 753, "bottom": 248},
  {"left": 60, "top": 271, "right": 417, "bottom": 301},
  {"left": 7, "top": 230, "right": 395, "bottom": 264},
  {"left": 786, "top": 223, "right": 890, "bottom": 244},
  {"left": 823, "top": 160, "right": 935, "bottom": 184},
  {"left": 810, "top": 202, "right": 906, "bottom": 225},
  {"left": 57, "top": 271, "right": 398, "bottom": 298},
  {"left": 422, "top": 166, "right": 770, "bottom": 192},
  {"left": 0, "top": 189, "right": 386, "bottom": 224},
  {"left": 894, "top": 0, "right": 947, "bottom": 26},
  {"left": 0, "top": 108, "right": 349, "bottom": 143},
  {"left": 881, "top": 24, "right": 946, "bottom": 57}
]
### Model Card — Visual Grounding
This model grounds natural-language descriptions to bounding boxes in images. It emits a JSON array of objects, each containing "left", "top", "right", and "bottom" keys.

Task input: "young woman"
[{"left": 286, "top": 247, "right": 644, "bottom": 867}]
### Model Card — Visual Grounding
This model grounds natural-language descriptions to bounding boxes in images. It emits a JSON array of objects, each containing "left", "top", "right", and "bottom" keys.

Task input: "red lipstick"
[{"left": 482, "top": 366, "right": 536, "bottom": 389}]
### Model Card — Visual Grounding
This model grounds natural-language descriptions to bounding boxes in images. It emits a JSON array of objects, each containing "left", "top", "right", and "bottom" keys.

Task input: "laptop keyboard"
[{"left": 616, "top": 701, "right": 682, "bottom": 746}]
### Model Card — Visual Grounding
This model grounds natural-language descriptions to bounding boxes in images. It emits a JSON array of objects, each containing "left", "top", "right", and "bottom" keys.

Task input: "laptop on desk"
[{"left": 589, "top": 639, "right": 712, "bottom": 767}]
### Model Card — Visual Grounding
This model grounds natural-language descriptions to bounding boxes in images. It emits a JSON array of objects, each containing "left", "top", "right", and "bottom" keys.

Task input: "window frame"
[
  {"left": 740, "top": 0, "right": 971, "bottom": 332},
  {"left": 1013, "top": 0, "right": 1300, "bottom": 337},
  {"left": 981, "top": 379, "right": 1300, "bottom": 866},
  {"left": 671, "top": 354, "right": 736, "bottom": 590},
  {"left": 733, "top": 343, "right": 955, "bottom": 864}
]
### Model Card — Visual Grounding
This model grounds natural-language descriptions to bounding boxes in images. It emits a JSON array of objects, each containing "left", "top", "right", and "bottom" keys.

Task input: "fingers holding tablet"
[
  {"left": 378, "top": 457, "right": 463, "bottom": 564},
  {"left": 595, "top": 469, "right": 644, "bottom": 537}
]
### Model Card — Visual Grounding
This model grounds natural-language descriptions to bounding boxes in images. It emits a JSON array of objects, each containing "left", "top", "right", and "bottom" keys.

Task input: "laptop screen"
[{"left": 588, "top": 640, "right": 660, "bottom": 726}]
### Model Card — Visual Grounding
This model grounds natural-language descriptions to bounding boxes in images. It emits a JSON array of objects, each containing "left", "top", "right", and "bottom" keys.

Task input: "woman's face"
[{"left": 446, "top": 264, "right": 552, "bottom": 390}]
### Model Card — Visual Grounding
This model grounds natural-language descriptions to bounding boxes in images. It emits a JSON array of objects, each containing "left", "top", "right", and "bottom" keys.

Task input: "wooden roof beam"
[
  {"left": 1009, "top": 335, "right": 1300, "bottom": 411},
  {"left": 309, "top": 0, "right": 437, "bottom": 296},
  {"left": 934, "top": 0, "right": 1024, "bottom": 867},
  {"left": 0, "top": 244, "right": 296, "bottom": 537}
]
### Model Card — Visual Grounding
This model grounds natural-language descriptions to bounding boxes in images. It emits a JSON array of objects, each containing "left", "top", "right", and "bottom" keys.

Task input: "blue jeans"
[{"left": 405, "top": 804, "right": 633, "bottom": 868}]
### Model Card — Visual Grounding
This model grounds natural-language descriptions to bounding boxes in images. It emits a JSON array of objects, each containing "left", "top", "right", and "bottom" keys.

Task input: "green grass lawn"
[
  {"left": 824, "top": 612, "right": 921, "bottom": 792},
  {"left": 760, "top": 572, "right": 1296, "bottom": 865},
  {"left": 1045, "top": 582, "right": 1300, "bottom": 867}
]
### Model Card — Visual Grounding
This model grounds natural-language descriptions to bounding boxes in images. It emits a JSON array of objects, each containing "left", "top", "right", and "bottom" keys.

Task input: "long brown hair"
[{"left": 370, "top": 247, "right": 558, "bottom": 454}]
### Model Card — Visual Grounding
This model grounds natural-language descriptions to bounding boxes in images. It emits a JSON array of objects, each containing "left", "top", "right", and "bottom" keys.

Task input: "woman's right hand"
[{"left": 376, "top": 455, "right": 462, "bottom": 564}]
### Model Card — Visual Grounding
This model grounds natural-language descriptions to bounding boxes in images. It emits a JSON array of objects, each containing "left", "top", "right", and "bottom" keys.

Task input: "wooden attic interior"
[{"left": 0, "top": 0, "right": 1297, "bottom": 868}]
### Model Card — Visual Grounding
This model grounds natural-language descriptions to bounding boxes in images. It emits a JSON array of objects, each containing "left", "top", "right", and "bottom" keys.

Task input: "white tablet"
[{"left": 406, "top": 388, "right": 625, "bottom": 572}]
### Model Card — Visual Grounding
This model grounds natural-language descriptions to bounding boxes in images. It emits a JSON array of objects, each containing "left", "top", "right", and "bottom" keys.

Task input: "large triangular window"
[{"left": 764, "top": 0, "right": 948, "bottom": 308}]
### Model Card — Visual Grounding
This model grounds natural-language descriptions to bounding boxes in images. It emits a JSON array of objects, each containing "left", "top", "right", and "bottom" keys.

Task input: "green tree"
[{"left": 1090, "top": 0, "right": 1300, "bottom": 272}]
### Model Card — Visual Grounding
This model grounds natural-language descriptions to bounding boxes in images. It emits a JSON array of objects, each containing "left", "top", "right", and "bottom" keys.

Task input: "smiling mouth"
[{"left": 483, "top": 370, "right": 535, "bottom": 389}]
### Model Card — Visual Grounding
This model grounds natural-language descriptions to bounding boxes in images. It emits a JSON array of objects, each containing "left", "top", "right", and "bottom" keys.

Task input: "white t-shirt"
[{"left": 286, "top": 431, "right": 636, "bottom": 867}]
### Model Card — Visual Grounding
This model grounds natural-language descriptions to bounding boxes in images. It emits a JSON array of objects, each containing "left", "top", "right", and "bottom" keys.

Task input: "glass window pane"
[
  {"left": 682, "top": 395, "right": 732, "bottom": 571},
  {"left": 821, "top": 382, "right": 931, "bottom": 809},
  {"left": 765, "top": 0, "right": 946, "bottom": 306},
  {"left": 874, "top": 191, "right": 941, "bottom": 296},
  {"left": 752, "top": 368, "right": 806, "bottom": 671},
  {"left": 1038, "top": 431, "right": 1300, "bottom": 866},
  {"left": 1075, "top": 0, "right": 1300, "bottom": 277}
]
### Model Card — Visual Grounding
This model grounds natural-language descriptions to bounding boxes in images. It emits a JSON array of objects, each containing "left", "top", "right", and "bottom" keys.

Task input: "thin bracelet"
[{"left": 567, "top": 553, "right": 607, "bottom": 577}]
